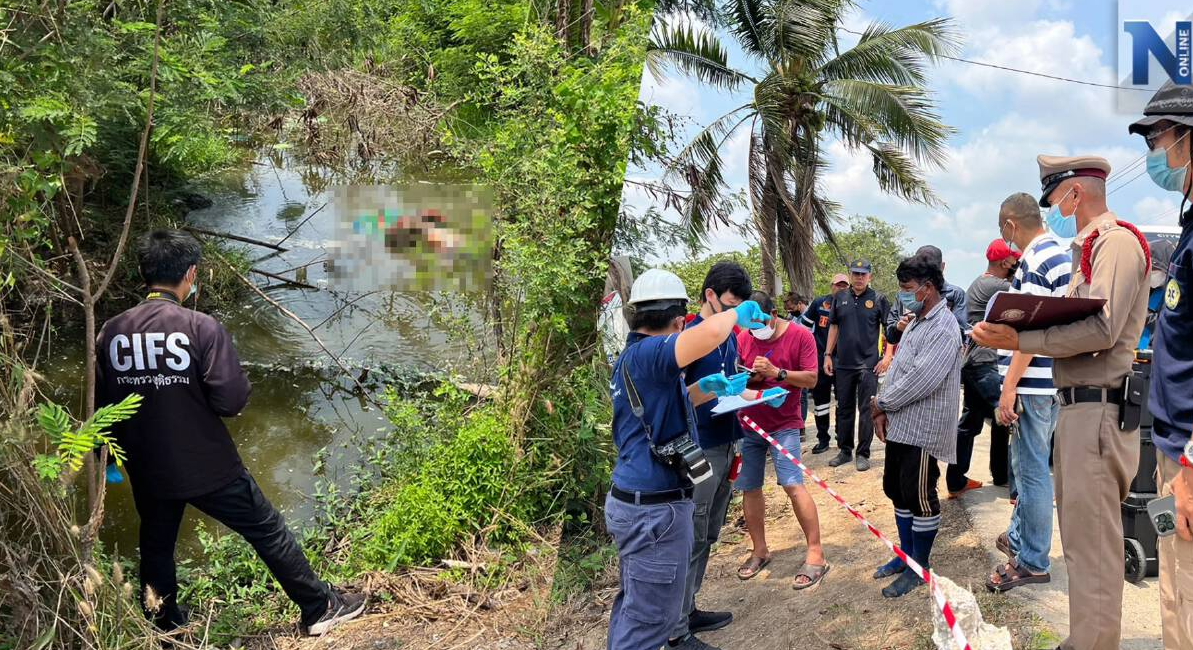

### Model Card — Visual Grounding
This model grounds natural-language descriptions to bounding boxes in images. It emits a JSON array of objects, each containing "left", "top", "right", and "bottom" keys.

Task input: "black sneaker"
[
  {"left": 855, "top": 456, "right": 871, "bottom": 472},
  {"left": 811, "top": 441, "right": 830, "bottom": 454},
  {"left": 668, "top": 634, "right": 724, "bottom": 650},
  {"left": 688, "top": 608, "right": 733, "bottom": 633},
  {"left": 303, "top": 588, "right": 367, "bottom": 636},
  {"left": 827, "top": 450, "right": 853, "bottom": 467}
]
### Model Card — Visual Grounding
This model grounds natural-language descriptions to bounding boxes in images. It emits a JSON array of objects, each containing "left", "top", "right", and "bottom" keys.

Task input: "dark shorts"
[{"left": 882, "top": 440, "right": 941, "bottom": 518}]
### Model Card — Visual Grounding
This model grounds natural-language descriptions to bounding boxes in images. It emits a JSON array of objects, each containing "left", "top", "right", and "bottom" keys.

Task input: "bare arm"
[
  {"left": 686, "top": 382, "right": 718, "bottom": 407},
  {"left": 1002, "top": 352, "right": 1033, "bottom": 392},
  {"left": 674, "top": 308, "right": 740, "bottom": 369}
]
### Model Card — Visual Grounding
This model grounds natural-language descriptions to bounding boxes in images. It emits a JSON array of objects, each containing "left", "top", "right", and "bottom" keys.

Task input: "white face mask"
[{"left": 750, "top": 323, "right": 775, "bottom": 340}]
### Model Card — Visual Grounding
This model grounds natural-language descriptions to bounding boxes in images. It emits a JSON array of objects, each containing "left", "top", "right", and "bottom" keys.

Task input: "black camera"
[{"left": 652, "top": 434, "right": 712, "bottom": 485}]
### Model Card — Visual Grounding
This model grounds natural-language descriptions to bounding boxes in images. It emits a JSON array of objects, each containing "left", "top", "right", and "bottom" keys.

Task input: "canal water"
[{"left": 39, "top": 149, "right": 490, "bottom": 555}]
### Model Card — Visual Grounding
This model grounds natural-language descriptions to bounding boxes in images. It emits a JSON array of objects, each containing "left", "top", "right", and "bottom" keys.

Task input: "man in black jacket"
[{"left": 96, "top": 230, "right": 365, "bottom": 636}]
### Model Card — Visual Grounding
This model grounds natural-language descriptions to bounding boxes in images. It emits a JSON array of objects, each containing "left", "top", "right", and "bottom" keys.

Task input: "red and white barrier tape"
[{"left": 738, "top": 415, "right": 973, "bottom": 650}]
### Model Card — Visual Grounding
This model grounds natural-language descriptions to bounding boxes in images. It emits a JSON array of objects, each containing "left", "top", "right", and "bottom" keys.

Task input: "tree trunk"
[
  {"left": 579, "top": 0, "right": 594, "bottom": 55},
  {"left": 756, "top": 209, "right": 778, "bottom": 295},
  {"left": 554, "top": 0, "right": 571, "bottom": 45}
]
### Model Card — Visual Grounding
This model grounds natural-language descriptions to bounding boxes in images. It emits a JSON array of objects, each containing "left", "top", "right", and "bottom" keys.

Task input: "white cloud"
[{"left": 933, "top": 0, "right": 1044, "bottom": 30}]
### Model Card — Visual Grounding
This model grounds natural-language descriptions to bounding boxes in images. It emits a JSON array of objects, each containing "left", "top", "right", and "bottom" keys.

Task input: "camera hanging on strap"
[{"left": 619, "top": 362, "right": 712, "bottom": 486}]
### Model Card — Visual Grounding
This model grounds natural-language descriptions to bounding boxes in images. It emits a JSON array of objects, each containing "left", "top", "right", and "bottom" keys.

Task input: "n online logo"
[{"left": 1125, "top": 20, "right": 1193, "bottom": 86}]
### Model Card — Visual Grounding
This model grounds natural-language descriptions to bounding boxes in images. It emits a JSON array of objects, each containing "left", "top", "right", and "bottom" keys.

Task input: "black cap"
[
  {"left": 1129, "top": 81, "right": 1193, "bottom": 136},
  {"left": 848, "top": 259, "right": 872, "bottom": 273}
]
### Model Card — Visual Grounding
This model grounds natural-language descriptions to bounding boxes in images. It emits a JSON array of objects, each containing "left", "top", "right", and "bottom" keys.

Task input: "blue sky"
[{"left": 620, "top": 0, "right": 1188, "bottom": 290}]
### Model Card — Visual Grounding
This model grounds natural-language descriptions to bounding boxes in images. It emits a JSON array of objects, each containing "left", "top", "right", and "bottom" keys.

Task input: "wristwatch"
[{"left": 777, "top": 369, "right": 788, "bottom": 382}]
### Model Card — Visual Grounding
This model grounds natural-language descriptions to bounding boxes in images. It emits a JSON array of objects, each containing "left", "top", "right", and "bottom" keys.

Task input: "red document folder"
[{"left": 982, "top": 291, "right": 1107, "bottom": 331}]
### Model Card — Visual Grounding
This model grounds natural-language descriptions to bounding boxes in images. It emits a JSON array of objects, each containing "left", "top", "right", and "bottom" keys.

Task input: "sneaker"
[
  {"left": 881, "top": 570, "right": 925, "bottom": 598},
  {"left": 688, "top": 608, "right": 733, "bottom": 633},
  {"left": 828, "top": 450, "right": 852, "bottom": 467},
  {"left": 303, "top": 589, "right": 367, "bottom": 636},
  {"left": 855, "top": 456, "right": 871, "bottom": 472},
  {"left": 668, "top": 634, "right": 724, "bottom": 650},
  {"left": 873, "top": 558, "right": 907, "bottom": 579},
  {"left": 811, "top": 441, "right": 830, "bottom": 454}
]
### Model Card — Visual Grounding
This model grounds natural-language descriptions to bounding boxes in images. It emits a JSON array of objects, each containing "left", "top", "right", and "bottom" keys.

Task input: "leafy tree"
[
  {"left": 33, "top": 394, "right": 141, "bottom": 484},
  {"left": 647, "top": 0, "right": 958, "bottom": 295},
  {"left": 662, "top": 214, "right": 910, "bottom": 305}
]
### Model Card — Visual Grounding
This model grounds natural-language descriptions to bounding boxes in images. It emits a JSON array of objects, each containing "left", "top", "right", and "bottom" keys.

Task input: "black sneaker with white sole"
[{"left": 303, "top": 588, "right": 367, "bottom": 636}]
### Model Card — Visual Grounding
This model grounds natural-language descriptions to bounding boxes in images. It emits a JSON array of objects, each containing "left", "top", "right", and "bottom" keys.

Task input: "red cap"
[{"left": 986, "top": 239, "right": 1021, "bottom": 262}]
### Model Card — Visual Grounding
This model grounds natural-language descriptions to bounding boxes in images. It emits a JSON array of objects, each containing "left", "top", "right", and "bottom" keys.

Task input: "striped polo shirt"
[{"left": 997, "top": 232, "right": 1072, "bottom": 395}]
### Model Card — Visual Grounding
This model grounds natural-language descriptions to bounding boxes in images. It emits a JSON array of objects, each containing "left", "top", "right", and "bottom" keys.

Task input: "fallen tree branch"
[
  {"left": 214, "top": 253, "right": 383, "bottom": 409},
  {"left": 248, "top": 267, "right": 318, "bottom": 290},
  {"left": 276, "top": 201, "right": 328, "bottom": 247},
  {"left": 183, "top": 226, "right": 288, "bottom": 252}
]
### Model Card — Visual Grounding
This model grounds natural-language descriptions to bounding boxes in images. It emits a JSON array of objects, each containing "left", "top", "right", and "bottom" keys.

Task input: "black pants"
[
  {"left": 811, "top": 366, "right": 835, "bottom": 445},
  {"left": 132, "top": 469, "right": 331, "bottom": 629},
  {"left": 947, "top": 362, "right": 1010, "bottom": 492},
  {"left": 834, "top": 366, "right": 877, "bottom": 457},
  {"left": 882, "top": 440, "right": 941, "bottom": 518}
]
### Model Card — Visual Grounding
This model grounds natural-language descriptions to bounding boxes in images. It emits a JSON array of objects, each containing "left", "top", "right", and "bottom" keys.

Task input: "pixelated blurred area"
[{"left": 328, "top": 183, "right": 493, "bottom": 292}]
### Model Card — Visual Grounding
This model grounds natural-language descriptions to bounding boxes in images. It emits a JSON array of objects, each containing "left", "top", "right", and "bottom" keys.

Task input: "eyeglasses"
[{"left": 1145, "top": 123, "right": 1184, "bottom": 151}]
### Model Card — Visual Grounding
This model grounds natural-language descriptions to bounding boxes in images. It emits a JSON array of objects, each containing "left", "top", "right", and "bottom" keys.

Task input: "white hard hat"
[{"left": 627, "top": 268, "right": 688, "bottom": 307}]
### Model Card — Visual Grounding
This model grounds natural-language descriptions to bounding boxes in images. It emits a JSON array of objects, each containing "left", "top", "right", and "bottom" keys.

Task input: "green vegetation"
[
  {"left": 665, "top": 214, "right": 911, "bottom": 303},
  {"left": 2, "top": 0, "right": 659, "bottom": 646}
]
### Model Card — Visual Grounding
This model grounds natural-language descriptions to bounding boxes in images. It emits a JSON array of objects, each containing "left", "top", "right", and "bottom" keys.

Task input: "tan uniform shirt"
[{"left": 1018, "top": 212, "right": 1149, "bottom": 389}]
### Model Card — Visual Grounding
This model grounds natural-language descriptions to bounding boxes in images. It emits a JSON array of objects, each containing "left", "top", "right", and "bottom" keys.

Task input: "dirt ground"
[
  {"left": 262, "top": 439, "right": 1050, "bottom": 650},
  {"left": 538, "top": 440, "right": 1051, "bottom": 650}
]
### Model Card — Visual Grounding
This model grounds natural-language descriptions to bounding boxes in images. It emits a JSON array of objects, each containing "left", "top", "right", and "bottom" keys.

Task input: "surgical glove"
[
  {"left": 725, "top": 372, "right": 750, "bottom": 395},
  {"left": 697, "top": 372, "right": 732, "bottom": 396},
  {"left": 761, "top": 387, "right": 788, "bottom": 408},
  {"left": 733, "top": 300, "right": 771, "bottom": 330}
]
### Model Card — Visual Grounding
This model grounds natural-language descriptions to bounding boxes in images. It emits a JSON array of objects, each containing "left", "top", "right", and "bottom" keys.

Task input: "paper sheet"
[{"left": 711, "top": 388, "right": 788, "bottom": 415}]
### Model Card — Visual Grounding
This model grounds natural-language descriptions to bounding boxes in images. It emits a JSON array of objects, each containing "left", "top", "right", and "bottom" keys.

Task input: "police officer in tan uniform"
[{"left": 973, "top": 155, "right": 1149, "bottom": 650}]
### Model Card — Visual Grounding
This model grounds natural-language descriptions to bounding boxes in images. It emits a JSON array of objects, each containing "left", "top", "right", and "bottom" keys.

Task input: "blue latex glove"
[
  {"left": 734, "top": 300, "right": 771, "bottom": 330},
  {"left": 761, "top": 386, "right": 788, "bottom": 408},
  {"left": 697, "top": 372, "right": 731, "bottom": 395},
  {"left": 105, "top": 463, "right": 124, "bottom": 485},
  {"left": 698, "top": 372, "right": 750, "bottom": 397},
  {"left": 725, "top": 372, "right": 750, "bottom": 395}
]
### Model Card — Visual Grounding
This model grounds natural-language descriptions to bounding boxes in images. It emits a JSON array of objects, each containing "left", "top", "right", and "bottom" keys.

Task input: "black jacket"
[{"left": 96, "top": 295, "right": 251, "bottom": 499}]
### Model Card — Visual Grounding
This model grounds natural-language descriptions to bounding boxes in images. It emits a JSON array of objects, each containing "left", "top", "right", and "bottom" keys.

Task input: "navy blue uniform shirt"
[
  {"left": 1150, "top": 223, "right": 1193, "bottom": 463},
  {"left": 686, "top": 314, "right": 743, "bottom": 449},
  {"left": 829, "top": 287, "right": 889, "bottom": 370},
  {"left": 610, "top": 331, "right": 698, "bottom": 492},
  {"left": 802, "top": 294, "right": 834, "bottom": 358}
]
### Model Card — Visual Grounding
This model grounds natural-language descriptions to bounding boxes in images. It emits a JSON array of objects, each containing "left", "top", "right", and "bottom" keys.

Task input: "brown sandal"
[
  {"left": 793, "top": 562, "right": 830, "bottom": 590},
  {"left": 995, "top": 532, "right": 1014, "bottom": 559},
  {"left": 986, "top": 561, "right": 1050, "bottom": 593},
  {"left": 737, "top": 554, "right": 771, "bottom": 580}
]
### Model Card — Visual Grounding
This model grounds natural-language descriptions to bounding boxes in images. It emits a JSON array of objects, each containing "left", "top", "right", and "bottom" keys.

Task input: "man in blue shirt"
[
  {"left": 803, "top": 275, "right": 849, "bottom": 454},
  {"left": 670, "top": 262, "right": 753, "bottom": 643},
  {"left": 607, "top": 269, "right": 768, "bottom": 650},
  {"left": 1130, "top": 82, "right": 1193, "bottom": 647}
]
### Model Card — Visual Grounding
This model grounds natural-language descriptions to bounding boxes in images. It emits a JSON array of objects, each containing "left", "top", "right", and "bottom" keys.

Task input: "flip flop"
[
  {"left": 986, "top": 561, "right": 1050, "bottom": 593},
  {"left": 792, "top": 562, "right": 830, "bottom": 590},
  {"left": 995, "top": 532, "right": 1014, "bottom": 560},
  {"left": 737, "top": 554, "right": 771, "bottom": 580}
]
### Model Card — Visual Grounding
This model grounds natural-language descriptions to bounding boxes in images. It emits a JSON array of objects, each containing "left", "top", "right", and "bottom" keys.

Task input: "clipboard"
[
  {"left": 983, "top": 291, "right": 1106, "bottom": 331},
  {"left": 710, "top": 388, "right": 789, "bottom": 415}
]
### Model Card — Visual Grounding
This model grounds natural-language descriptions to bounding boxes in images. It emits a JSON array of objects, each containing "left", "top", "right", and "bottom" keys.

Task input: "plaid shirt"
[{"left": 876, "top": 299, "right": 962, "bottom": 463}]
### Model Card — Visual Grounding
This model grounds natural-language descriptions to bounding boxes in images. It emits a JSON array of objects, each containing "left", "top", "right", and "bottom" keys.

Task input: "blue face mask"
[
  {"left": 897, "top": 286, "right": 924, "bottom": 314},
  {"left": 1045, "top": 189, "right": 1078, "bottom": 239},
  {"left": 1146, "top": 148, "right": 1188, "bottom": 193}
]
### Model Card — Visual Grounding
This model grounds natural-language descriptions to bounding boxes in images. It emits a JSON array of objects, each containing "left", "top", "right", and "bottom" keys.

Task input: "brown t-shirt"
[{"left": 96, "top": 296, "right": 251, "bottom": 499}]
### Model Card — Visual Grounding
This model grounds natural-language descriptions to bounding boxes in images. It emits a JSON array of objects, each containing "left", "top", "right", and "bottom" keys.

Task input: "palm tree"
[{"left": 647, "top": 0, "right": 959, "bottom": 294}]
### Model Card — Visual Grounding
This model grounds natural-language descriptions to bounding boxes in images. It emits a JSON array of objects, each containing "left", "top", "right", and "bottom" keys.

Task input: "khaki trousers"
[
  {"left": 1158, "top": 452, "right": 1193, "bottom": 650},
  {"left": 1054, "top": 402, "right": 1138, "bottom": 650}
]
